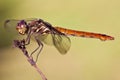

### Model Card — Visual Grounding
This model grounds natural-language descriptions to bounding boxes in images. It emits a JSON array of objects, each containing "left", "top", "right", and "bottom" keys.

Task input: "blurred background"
[{"left": 0, "top": 0, "right": 120, "bottom": 80}]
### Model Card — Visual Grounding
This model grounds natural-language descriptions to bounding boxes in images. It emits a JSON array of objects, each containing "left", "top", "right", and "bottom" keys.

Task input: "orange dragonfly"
[{"left": 4, "top": 18, "right": 114, "bottom": 60}]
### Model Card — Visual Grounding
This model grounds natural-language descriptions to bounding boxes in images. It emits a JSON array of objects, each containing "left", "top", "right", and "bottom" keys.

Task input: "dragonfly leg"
[
  {"left": 30, "top": 37, "right": 43, "bottom": 62},
  {"left": 25, "top": 30, "right": 32, "bottom": 45}
]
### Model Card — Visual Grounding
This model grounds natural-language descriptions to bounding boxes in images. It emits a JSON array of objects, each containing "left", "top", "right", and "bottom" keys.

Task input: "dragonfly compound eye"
[{"left": 16, "top": 20, "right": 27, "bottom": 35}]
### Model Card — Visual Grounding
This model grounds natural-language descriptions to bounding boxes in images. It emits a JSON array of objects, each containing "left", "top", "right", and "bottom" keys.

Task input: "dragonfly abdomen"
[{"left": 55, "top": 27, "right": 114, "bottom": 41}]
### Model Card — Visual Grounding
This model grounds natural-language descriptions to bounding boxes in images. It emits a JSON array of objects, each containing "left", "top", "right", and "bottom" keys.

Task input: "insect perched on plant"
[{"left": 4, "top": 18, "right": 114, "bottom": 61}]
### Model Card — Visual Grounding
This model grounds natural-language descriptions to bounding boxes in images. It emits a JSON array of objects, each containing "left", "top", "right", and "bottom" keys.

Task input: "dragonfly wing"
[
  {"left": 4, "top": 19, "right": 20, "bottom": 35},
  {"left": 36, "top": 32, "right": 71, "bottom": 54},
  {"left": 40, "top": 24, "right": 71, "bottom": 54},
  {"left": 36, "top": 33, "right": 54, "bottom": 45},
  {"left": 4, "top": 19, "right": 37, "bottom": 34},
  {"left": 51, "top": 33, "right": 71, "bottom": 54}
]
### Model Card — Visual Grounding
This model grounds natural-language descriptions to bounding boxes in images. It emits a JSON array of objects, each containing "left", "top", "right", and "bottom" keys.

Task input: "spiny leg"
[
  {"left": 30, "top": 37, "right": 43, "bottom": 62},
  {"left": 25, "top": 30, "right": 32, "bottom": 45},
  {"left": 35, "top": 38, "right": 43, "bottom": 62}
]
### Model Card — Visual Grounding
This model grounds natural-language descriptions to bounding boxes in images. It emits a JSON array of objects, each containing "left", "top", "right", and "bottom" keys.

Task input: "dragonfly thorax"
[{"left": 30, "top": 21, "right": 51, "bottom": 35}]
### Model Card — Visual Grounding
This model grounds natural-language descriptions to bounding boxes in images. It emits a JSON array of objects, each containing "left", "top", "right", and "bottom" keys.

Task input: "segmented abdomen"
[{"left": 55, "top": 27, "right": 114, "bottom": 41}]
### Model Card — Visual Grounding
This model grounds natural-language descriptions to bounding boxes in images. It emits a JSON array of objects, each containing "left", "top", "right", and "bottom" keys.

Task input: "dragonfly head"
[{"left": 16, "top": 20, "right": 28, "bottom": 35}]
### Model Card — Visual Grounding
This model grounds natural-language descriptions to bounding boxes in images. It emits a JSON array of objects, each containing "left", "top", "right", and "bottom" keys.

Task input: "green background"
[{"left": 0, "top": 0, "right": 120, "bottom": 80}]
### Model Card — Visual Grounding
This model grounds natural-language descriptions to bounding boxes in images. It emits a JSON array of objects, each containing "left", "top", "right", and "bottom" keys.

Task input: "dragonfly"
[{"left": 4, "top": 18, "right": 114, "bottom": 61}]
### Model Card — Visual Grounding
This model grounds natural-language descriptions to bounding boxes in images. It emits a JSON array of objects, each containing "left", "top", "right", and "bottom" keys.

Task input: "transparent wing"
[
  {"left": 4, "top": 18, "right": 37, "bottom": 34},
  {"left": 38, "top": 25, "right": 71, "bottom": 54},
  {"left": 52, "top": 33, "right": 71, "bottom": 54},
  {"left": 36, "top": 28, "right": 71, "bottom": 54},
  {"left": 37, "top": 33, "right": 54, "bottom": 45},
  {"left": 4, "top": 19, "right": 21, "bottom": 36},
  {"left": 4, "top": 19, "right": 38, "bottom": 41}
]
